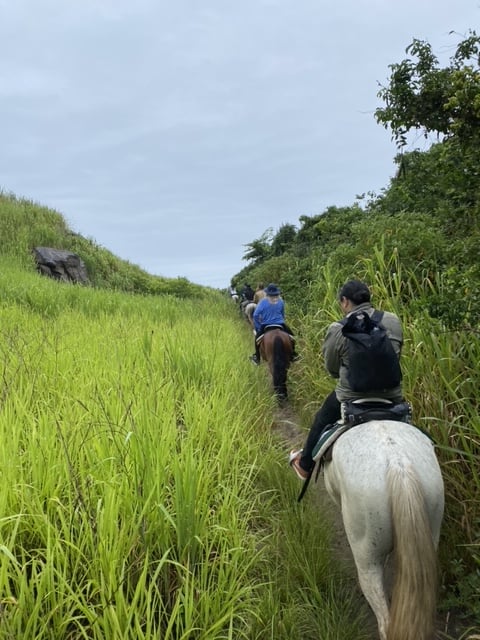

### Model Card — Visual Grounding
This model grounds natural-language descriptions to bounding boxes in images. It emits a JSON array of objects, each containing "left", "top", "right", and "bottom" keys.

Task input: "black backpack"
[{"left": 339, "top": 310, "right": 402, "bottom": 392}]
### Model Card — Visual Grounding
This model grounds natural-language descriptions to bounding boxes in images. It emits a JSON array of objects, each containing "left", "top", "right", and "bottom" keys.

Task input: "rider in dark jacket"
[
  {"left": 241, "top": 284, "right": 255, "bottom": 302},
  {"left": 289, "top": 279, "right": 403, "bottom": 480}
]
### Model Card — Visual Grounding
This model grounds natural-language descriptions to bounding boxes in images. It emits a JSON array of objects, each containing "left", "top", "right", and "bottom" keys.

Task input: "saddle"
[
  {"left": 296, "top": 399, "right": 412, "bottom": 503},
  {"left": 255, "top": 324, "right": 292, "bottom": 344},
  {"left": 313, "top": 399, "right": 412, "bottom": 464}
]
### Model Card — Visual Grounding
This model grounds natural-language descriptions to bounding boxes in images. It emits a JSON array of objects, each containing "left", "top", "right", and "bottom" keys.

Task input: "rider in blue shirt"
[{"left": 250, "top": 283, "right": 298, "bottom": 364}]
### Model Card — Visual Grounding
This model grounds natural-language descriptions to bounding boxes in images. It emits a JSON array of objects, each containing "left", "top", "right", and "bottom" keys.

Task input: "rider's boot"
[{"left": 249, "top": 344, "right": 261, "bottom": 365}]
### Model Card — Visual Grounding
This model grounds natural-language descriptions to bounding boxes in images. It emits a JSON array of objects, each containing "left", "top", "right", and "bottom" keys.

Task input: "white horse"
[
  {"left": 244, "top": 301, "right": 257, "bottom": 327},
  {"left": 323, "top": 420, "right": 444, "bottom": 640}
]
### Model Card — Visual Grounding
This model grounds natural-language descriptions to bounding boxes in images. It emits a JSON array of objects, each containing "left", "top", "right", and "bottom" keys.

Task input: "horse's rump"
[
  {"left": 259, "top": 328, "right": 293, "bottom": 400},
  {"left": 326, "top": 420, "right": 443, "bottom": 506},
  {"left": 259, "top": 327, "right": 293, "bottom": 361},
  {"left": 323, "top": 420, "right": 444, "bottom": 640}
]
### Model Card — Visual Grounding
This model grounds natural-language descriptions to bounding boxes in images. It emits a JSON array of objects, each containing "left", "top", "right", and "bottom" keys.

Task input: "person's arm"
[
  {"left": 253, "top": 301, "right": 263, "bottom": 332},
  {"left": 382, "top": 312, "right": 403, "bottom": 357},
  {"left": 322, "top": 322, "right": 344, "bottom": 378}
]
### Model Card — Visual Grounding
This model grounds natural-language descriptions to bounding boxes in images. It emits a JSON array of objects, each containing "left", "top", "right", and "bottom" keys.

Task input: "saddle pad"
[
  {"left": 312, "top": 422, "right": 351, "bottom": 463},
  {"left": 255, "top": 325, "right": 288, "bottom": 344},
  {"left": 297, "top": 422, "right": 351, "bottom": 503}
]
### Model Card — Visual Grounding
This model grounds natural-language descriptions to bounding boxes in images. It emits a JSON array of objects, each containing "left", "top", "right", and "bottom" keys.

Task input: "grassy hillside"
[{"left": 0, "top": 191, "right": 214, "bottom": 298}]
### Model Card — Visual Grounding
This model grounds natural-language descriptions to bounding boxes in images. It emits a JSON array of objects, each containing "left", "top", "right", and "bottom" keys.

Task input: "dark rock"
[{"left": 33, "top": 247, "right": 89, "bottom": 284}]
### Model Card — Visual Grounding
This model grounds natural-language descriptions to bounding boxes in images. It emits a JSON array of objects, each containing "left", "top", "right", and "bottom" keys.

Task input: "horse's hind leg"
[
  {"left": 354, "top": 561, "right": 390, "bottom": 640},
  {"left": 343, "top": 510, "right": 390, "bottom": 640}
]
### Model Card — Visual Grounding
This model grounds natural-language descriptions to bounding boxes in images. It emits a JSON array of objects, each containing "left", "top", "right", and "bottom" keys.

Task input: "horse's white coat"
[
  {"left": 323, "top": 420, "right": 444, "bottom": 640},
  {"left": 244, "top": 301, "right": 257, "bottom": 327}
]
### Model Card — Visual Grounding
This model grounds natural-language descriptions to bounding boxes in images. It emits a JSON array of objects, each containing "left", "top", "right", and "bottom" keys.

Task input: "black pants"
[{"left": 300, "top": 390, "right": 341, "bottom": 472}]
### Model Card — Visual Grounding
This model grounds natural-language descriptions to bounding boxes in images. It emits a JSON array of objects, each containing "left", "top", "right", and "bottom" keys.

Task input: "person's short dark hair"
[{"left": 339, "top": 280, "right": 371, "bottom": 305}]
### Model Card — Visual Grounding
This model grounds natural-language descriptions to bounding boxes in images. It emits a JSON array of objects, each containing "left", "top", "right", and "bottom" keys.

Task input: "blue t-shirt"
[{"left": 253, "top": 297, "right": 285, "bottom": 332}]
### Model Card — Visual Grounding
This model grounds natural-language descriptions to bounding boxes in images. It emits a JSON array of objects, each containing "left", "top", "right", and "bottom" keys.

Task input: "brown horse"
[{"left": 258, "top": 326, "right": 293, "bottom": 401}]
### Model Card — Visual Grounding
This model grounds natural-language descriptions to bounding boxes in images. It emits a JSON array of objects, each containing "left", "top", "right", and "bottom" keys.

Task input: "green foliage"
[
  {"left": 375, "top": 32, "right": 480, "bottom": 146},
  {"left": 294, "top": 205, "right": 363, "bottom": 257},
  {"left": 242, "top": 228, "right": 273, "bottom": 265},
  {"left": 270, "top": 222, "right": 297, "bottom": 257},
  {"left": 236, "top": 135, "right": 480, "bottom": 327},
  {"left": 369, "top": 141, "right": 480, "bottom": 234},
  {"left": 422, "top": 265, "right": 480, "bottom": 328},
  {"left": 441, "top": 559, "right": 480, "bottom": 623}
]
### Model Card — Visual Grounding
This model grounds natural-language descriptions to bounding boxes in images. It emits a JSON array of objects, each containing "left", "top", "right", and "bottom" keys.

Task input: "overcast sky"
[{"left": 0, "top": 1, "right": 478, "bottom": 289}]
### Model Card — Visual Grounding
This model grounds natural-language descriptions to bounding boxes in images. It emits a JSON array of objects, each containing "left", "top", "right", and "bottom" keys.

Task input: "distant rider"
[
  {"left": 253, "top": 283, "right": 266, "bottom": 304},
  {"left": 241, "top": 283, "right": 255, "bottom": 302},
  {"left": 228, "top": 284, "right": 239, "bottom": 302},
  {"left": 250, "top": 283, "right": 298, "bottom": 365}
]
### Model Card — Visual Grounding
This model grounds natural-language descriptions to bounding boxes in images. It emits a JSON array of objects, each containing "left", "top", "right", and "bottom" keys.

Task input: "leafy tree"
[
  {"left": 368, "top": 142, "right": 480, "bottom": 228},
  {"left": 294, "top": 205, "right": 364, "bottom": 256},
  {"left": 375, "top": 31, "right": 480, "bottom": 147},
  {"left": 270, "top": 223, "right": 297, "bottom": 257},
  {"left": 242, "top": 229, "right": 273, "bottom": 265}
]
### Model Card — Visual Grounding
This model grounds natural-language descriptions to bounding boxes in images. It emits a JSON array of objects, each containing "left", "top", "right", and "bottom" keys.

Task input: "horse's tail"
[
  {"left": 387, "top": 465, "right": 437, "bottom": 640},
  {"left": 272, "top": 335, "right": 288, "bottom": 399}
]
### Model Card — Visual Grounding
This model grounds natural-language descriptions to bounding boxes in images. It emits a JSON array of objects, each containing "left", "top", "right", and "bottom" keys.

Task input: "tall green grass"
[{"left": 0, "top": 264, "right": 369, "bottom": 638}]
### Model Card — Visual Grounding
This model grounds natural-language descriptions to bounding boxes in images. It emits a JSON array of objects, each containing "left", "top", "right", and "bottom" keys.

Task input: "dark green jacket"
[{"left": 322, "top": 302, "right": 403, "bottom": 402}]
